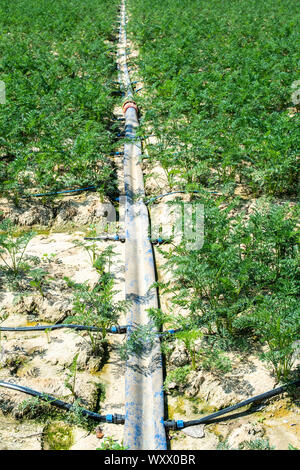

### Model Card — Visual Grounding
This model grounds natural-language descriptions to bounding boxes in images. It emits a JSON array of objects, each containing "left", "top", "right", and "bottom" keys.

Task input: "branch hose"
[
  {"left": 0, "top": 381, "right": 124, "bottom": 424},
  {"left": 165, "top": 379, "right": 300, "bottom": 430},
  {"left": 145, "top": 190, "right": 219, "bottom": 205},
  {"left": 0, "top": 323, "right": 185, "bottom": 337},
  {"left": 0, "top": 324, "right": 127, "bottom": 334},
  {"left": 0, "top": 379, "right": 298, "bottom": 430},
  {"left": 20, "top": 186, "right": 102, "bottom": 198}
]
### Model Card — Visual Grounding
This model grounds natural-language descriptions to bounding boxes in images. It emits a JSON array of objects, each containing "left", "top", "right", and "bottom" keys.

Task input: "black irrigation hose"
[
  {"left": 0, "top": 381, "right": 125, "bottom": 424},
  {"left": 20, "top": 185, "right": 102, "bottom": 198},
  {"left": 0, "top": 323, "right": 215, "bottom": 338},
  {"left": 165, "top": 379, "right": 300, "bottom": 430},
  {"left": 0, "top": 324, "right": 127, "bottom": 334},
  {"left": 1, "top": 378, "right": 298, "bottom": 431},
  {"left": 145, "top": 190, "right": 219, "bottom": 205},
  {"left": 0, "top": 323, "right": 184, "bottom": 336},
  {"left": 0, "top": 377, "right": 299, "bottom": 431}
]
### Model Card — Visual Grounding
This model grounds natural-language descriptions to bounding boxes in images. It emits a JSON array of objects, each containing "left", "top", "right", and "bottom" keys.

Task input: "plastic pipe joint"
[{"left": 122, "top": 99, "right": 139, "bottom": 114}]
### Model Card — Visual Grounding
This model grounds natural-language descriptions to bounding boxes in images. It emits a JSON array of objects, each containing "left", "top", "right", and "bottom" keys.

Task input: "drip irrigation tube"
[
  {"left": 84, "top": 235, "right": 170, "bottom": 245},
  {"left": 1, "top": 379, "right": 298, "bottom": 431},
  {"left": 145, "top": 190, "right": 219, "bottom": 205},
  {"left": 0, "top": 323, "right": 183, "bottom": 337},
  {"left": 0, "top": 381, "right": 125, "bottom": 424},
  {"left": 0, "top": 324, "right": 127, "bottom": 334},
  {"left": 165, "top": 379, "right": 300, "bottom": 430},
  {"left": 20, "top": 185, "right": 102, "bottom": 198},
  {"left": 84, "top": 235, "right": 125, "bottom": 242}
]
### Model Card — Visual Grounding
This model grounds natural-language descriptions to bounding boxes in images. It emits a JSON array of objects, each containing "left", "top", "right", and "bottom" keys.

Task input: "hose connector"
[
  {"left": 113, "top": 413, "right": 125, "bottom": 424},
  {"left": 106, "top": 413, "right": 125, "bottom": 424},
  {"left": 122, "top": 99, "right": 138, "bottom": 114},
  {"left": 164, "top": 419, "right": 185, "bottom": 430},
  {"left": 164, "top": 419, "right": 177, "bottom": 430},
  {"left": 109, "top": 325, "right": 127, "bottom": 334}
]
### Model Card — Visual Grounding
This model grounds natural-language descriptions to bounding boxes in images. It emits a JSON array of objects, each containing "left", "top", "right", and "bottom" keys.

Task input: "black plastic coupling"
[
  {"left": 105, "top": 413, "right": 125, "bottom": 424},
  {"left": 164, "top": 420, "right": 184, "bottom": 430},
  {"left": 109, "top": 325, "right": 127, "bottom": 334},
  {"left": 114, "top": 414, "right": 125, "bottom": 424}
]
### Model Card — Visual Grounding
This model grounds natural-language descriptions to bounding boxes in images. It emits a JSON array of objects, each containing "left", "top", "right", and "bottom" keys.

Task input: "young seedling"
[
  {"left": 44, "top": 328, "right": 51, "bottom": 344},
  {"left": 174, "top": 329, "right": 203, "bottom": 371},
  {"left": 0, "top": 312, "right": 8, "bottom": 358},
  {"left": 41, "top": 253, "right": 57, "bottom": 264},
  {"left": 96, "top": 436, "right": 128, "bottom": 450},
  {"left": 30, "top": 268, "right": 48, "bottom": 297},
  {"left": 0, "top": 219, "right": 35, "bottom": 276},
  {"left": 64, "top": 353, "right": 79, "bottom": 400},
  {"left": 66, "top": 245, "right": 128, "bottom": 354}
]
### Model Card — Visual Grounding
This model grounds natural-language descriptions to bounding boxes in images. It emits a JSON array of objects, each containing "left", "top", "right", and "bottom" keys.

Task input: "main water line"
[{"left": 117, "top": 0, "right": 167, "bottom": 450}]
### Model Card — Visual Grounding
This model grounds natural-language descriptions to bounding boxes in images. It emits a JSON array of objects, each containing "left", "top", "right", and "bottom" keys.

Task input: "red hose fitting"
[{"left": 122, "top": 99, "right": 138, "bottom": 114}]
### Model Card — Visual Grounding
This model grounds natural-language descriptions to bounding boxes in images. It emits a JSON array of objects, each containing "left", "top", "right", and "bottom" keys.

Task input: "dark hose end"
[
  {"left": 164, "top": 419, "right": 185, "bottom": 430},
  {"left": 164, "top": 420, "right": 177, "bottom": 430},
  {"left": 117, "top": 325, "right": 128, "bottom": 334},
  {"left": 113, "top": 414, "right": 125, "bottom": 424}
]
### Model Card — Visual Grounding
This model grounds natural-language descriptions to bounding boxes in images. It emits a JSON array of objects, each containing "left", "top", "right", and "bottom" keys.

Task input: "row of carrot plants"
[{"left": 0, "top": 0, "right": 120, "bottom": 199}]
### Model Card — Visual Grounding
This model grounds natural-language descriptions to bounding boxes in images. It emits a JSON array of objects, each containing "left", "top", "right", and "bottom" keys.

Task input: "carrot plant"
[
  {"left": 29, "top": 268, "right": 49, "bottom": 297},
  {"left": 64, "top": 353, "right": 79, "bottom": 400},
  {"left": 0, "top": 218, "right": 35, "bottom": 275},
  {"left": 65, "top": 245, "right": 128, "bottom": 354},
  {"left": 243, "top": 297, "right": 300, "bottom": 382}
]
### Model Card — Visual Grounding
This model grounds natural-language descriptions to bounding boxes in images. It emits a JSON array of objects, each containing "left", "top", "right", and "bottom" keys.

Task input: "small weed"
[
  {"left": 0, "top": 219, "right": 35, "bottom": 276},
  {"left": 163, "top": 365, "right": 191, "bottom": 393},
  {"left": 65, "top": 244, "right": 129, "bottom": 354},
  {"left": 97, "top": 436, "right": 128, "bottom": 450},
  {"left": 64, "top": 353, "right": 79, "bottom": 401}
]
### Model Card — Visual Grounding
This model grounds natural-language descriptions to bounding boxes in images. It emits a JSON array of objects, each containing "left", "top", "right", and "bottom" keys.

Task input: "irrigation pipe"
[
  {"left": 0, "top": 324, "right": 199, "bottom": 339},
  {"left": 145, "top": 190, "right": 219, "bottom": 205},
  {"left": 165, "top": 379, "right": 300, "bottom": 430},
  {"left": 84, "top": 235, "right": 171, "bottom": 244},
  {"left": 84, "top": 235, "right": 126, "bottom": 242},
  {"left": 0, "top": 323, "right": 187, "bottom": 337},
  {"left": 1, "top": 379, "right": 297, "bottom": 430},
  {"left": 0, "top": 324, "right": 127, "bottom": 333},
  {"left": 20, "top": 185, "right": 102, "bottom": 198},
  {"left": 118, "top": 0, "right": 166, "bottom": 450},
  {"left": 0, "top": 381, "right": 125, "bottom": 424}
]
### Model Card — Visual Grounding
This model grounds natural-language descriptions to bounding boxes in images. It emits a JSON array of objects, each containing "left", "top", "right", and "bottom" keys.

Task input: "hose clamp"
[{"left": 122, "top": 100, "right": 139, "bottom": 114}]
